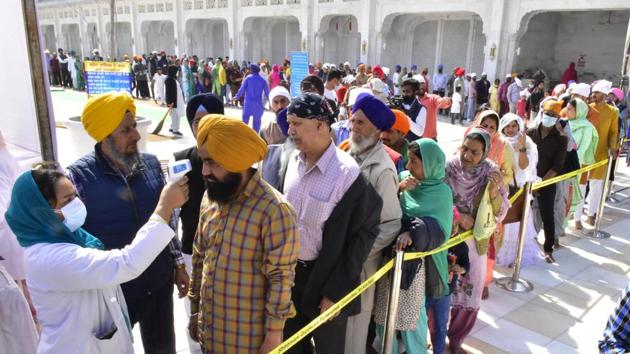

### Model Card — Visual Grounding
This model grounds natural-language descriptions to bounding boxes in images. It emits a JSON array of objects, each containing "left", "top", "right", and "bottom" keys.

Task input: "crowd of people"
[{"left": 2, "top": 53, "right": 630, "bottom": 354}]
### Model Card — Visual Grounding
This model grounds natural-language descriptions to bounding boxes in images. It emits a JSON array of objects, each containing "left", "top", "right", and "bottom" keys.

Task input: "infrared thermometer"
[{"left": 167, "top": 159, "right": 192, "bottom": 182}]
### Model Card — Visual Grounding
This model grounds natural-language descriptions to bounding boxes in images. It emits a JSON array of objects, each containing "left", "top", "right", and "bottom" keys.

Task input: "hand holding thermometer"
[{"left": 168, "top": 159, "right": 192, "bottom": 183}]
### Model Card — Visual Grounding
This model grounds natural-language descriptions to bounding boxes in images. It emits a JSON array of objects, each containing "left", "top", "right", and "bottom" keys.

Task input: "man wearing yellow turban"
[
  {"left": 81, "top": 91, "right": 136, "bottom": 143},
  {"left": 188, "top": 114, "right": 299, "bottom": 353},
  {"left": 68, "top": 90, "right": 188, "bottom": 354}
]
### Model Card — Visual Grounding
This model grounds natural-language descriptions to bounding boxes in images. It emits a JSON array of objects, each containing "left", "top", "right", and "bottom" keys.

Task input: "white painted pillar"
[
  {"left": 434, "top": 19, "right": 445, "bottom": 70},
  {"left": 480, "top": 0, "right": 506, "bottom": 81},
  {"left": 53, "top": 9, "right": 62, "bottom": 50},
  {"left": 622, "top": 15, "right": 630, "bottom": 81},
  {"left": 499, "top": 32, "right": 520, "bottom": 79},
  {"left": 305, "top": 0, "right": 316, "bottom": 59},
  {"left": 129, "top": 3, "right": 140, "bottom": 54},
  {"left": 465, "top": 18, "right": 475, "bottom": 71},
  {"left": 79, "top": 18, "right": 88, "bottom": 58},
  {"left": 356, "top": 0, "right": 374, "bottom": 64},
  {"left": 366, "top": 0, "right": 377, "bottom": 64},
  {"left": 96, "top": 6, "right": 106, "bottom": 56},
  {"left": 482, "top": 31, "right": 501, "bottom": 80},
  {"left": 232, "top": 2, "right": 244, "bottom": 60},
  {"left": 173, "top": 0, "right": 184, "bottom": 55}
]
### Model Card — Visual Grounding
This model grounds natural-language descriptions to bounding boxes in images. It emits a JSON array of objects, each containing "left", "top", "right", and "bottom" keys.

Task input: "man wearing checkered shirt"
[
  {"left": 600, "top": 283, "right": 630, "bottom": 353},
  {"left": 187, "top": 115, "right": 299, "bottom": 353}
]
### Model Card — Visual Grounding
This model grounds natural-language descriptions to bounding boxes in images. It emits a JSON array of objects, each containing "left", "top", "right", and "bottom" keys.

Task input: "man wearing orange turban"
[
  {"left": 381, "top": 109, "right": 412, "bottom": 166},
  {"left": 188, "top": 114, "right": 299, "bottom": 353}
]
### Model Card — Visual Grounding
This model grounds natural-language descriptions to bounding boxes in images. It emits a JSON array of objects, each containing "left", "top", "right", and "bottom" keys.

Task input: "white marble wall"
[{"left": 36, "top": 0, "right": 630, "bottom": 81}]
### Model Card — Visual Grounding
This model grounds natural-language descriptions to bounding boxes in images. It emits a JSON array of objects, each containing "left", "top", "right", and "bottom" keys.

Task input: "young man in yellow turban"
[
  {"left": 187, "top": 114, "right": 299, "bottom": 353},
  {"left": 67, "top": 91, "right": 188, "bottom": 354}
]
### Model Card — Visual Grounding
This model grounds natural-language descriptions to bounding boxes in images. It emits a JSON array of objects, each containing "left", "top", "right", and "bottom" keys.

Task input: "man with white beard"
[{"left": 343, "top": 93, "right": 402, "bottom": 354}]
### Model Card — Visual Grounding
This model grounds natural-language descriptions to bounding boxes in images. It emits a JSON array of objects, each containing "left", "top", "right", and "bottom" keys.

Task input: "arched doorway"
[
  {"left": 243, "top": 16, "right": 301, "bottom": 65},
  {"left": 319, "top": 15, "right": 360, "bottom": 65}
]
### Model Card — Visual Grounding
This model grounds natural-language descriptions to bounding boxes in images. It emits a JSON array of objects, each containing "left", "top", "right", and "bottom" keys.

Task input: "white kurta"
[
  {"left": 0, "top": 265, "right": 38, "bottom": 354},
  {"left": 0, "top": 144, "right": 25, "bottom": 280},
  {"left": 24, "top": 220, "right": 175, "bottom": 354}
]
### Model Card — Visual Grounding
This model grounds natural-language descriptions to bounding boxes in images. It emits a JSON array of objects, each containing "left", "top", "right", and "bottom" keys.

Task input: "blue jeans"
[
  {"left": 426, "top": 295, "right": 451, "bottom": 354},
  {"left": 466, "top": 97, "right": 476, "bottom": 121}
]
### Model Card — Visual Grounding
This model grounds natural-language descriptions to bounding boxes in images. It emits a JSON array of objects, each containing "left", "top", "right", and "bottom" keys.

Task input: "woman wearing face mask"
[
  {"left": 566, "top": 98, "right": 599, "bottom": 230},
  {"left": 445, "top": 128, "right": 509, "bottom": 354},
  {"left": 5, "top": 168, "right": 188, "bottom": 354},
  {"left": 495, "top": 113, "right": 543, "bottom": 268}
]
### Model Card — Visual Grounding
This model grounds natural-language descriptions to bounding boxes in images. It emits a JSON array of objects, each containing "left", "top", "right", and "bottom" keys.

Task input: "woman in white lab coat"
[{"left": 5, "top": 168, "right": 188, "bottom": 354}]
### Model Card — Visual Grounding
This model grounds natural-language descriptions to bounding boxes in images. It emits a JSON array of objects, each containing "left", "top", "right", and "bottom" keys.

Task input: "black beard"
[
  {"left": 403, "top": 95, "right": 415, "bottom": 104},
  {"left": 204, "top": 172, "right": 242, "bottom": 204}
]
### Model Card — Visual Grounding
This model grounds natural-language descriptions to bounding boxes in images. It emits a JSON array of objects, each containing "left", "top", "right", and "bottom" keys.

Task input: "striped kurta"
[{"left": 188, "top": 171, "right": 299, "bottom": 353}]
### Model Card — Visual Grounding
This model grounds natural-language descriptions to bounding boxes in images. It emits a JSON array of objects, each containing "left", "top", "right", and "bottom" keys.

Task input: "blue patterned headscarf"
[{"left": 5, "top": 171, "right": 104, "bottom": 249}]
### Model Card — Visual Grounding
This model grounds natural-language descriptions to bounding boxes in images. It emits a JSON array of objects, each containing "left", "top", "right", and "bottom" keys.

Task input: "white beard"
[{"left": 350, "top": 133, "right": 378, "bottom": 156}]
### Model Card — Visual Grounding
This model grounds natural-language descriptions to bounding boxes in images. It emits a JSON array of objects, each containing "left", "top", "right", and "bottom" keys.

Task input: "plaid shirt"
[
  {"left": 600, "top": 284, "right": 630, "bottom": 354},
  {"left": 188, "top": 171, "right": 299, "bottom": 353}
]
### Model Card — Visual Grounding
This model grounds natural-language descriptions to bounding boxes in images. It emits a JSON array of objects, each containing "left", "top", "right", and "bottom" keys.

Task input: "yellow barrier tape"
[
  {"left": 532, "top": 158, "right": 608, "bottom": 190},
  {"left": 403, "top": 189, "right": 523, "bottom": 262},
  {"left": 269, "top": 259, "right": 394, "bottom": 354},
  {"left": 404, "top": 230, "right": 472, "bottom": 261},
  {"left": 272, "top": 158, "right": 609, "bottom": 352}
]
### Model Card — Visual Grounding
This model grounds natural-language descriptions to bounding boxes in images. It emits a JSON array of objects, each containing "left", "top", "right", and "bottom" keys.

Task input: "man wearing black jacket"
[
  {"left": 278, "top": 93, "right": 382, "bottom": 354},
  {"left": 173, "top": 93, "right": 223, "bottom": 354},
  {"left": 173, "top": 93, "right": 224, "bottom": 256}
]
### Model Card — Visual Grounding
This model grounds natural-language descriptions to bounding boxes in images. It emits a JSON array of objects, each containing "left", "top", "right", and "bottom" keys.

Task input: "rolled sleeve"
[
  {"left": 187, "top": 225, "right": 205, "bottom": 315},
  {"left": 261, "top": 202, "right": 299, "bottom": 332}
]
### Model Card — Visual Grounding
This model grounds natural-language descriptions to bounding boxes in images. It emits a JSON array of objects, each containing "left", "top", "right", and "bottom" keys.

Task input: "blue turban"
[
  {"left": 352, "top": 93, "right": 395, "bottom": 131},
  {"left": 250, "top": 64, "right": 260, "bottom": 73},
  {"left": 395, "top": 65, "right": 402, "bottom": 72},
  {"left": 437, "top": 64, "right": 444, "bottom": 70},
  {"left": 185, "top": 93, "right": 224, "bottom": 126},
  {"left": 276, "top": 108, "right": 289, "bottom": 136},
  {"left": 411, "top": 64, "right": 418, "bottom": 71}
]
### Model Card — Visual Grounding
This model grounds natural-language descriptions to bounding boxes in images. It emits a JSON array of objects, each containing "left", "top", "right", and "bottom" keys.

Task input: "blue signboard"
[
  {"left": 290, "top": 51, "right": 308, "bottom": 97},
  {"left": 85, "top": 61, "right": 132, "bottom": 96}
]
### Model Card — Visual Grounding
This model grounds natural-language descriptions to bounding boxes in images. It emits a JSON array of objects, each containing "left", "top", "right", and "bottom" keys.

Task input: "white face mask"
[
  {"left": 541, "top": 114, "right": 557, "bottom": 127},
  {"left": 60, "top": 197, "right": 87, "bottom": 232}
]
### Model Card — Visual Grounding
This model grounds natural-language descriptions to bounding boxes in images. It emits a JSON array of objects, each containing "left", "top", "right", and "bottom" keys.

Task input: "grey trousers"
[{"left": 345, "top": 255, "right": 381, "bottom": 354}]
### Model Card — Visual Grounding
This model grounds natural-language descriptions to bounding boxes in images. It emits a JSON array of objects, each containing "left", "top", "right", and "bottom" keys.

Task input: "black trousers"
[
  {"left": 51, "top": 71, "right": 62, "bottom": 86},
  {"left": 61, "top": 68, "right": 72, "bottom": 87},
  {"left": 125, "top": 281, "right": 176, "bottom": 354},
  {"left": 537, "top": 184, "right": 556, "bottom": 253},
  {"left": 137, "top": 80, "right": 151, "bottom": 98},
  {"left": 283, "top": 261, "right": 348, "bottom": 354}
]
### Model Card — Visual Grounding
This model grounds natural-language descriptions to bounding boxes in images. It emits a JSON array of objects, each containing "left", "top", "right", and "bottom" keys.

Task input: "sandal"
[
  {"left": 544, "top": 252, "right": 556, "bottom": 264},
  {"left": 482, "top": 286, "right": 489, "bottom": 300},
  {"left": 575, "top": 221, "right": 583, "bottom": 230}
]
